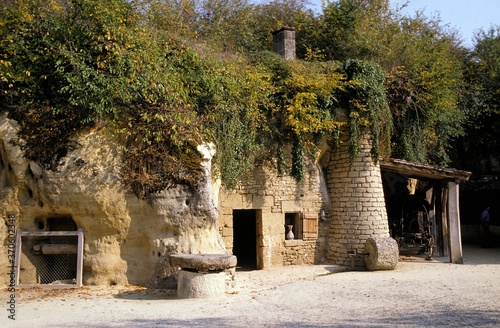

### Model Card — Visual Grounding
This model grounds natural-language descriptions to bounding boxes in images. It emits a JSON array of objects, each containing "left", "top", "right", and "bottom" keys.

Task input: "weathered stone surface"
[
  {"left": 363, "top": 236, "right": 398, "bottom": 271},
  {"left": 0, "top": 115, "right": 224, "bottom": 288},
  {"left": 0, "top": 110, "right": 395, "bottom": 286},
  {"left": 169, "top": 254, "right": 237, "bottom": 271},
  {"left": 176, "top": 269, "right": 226, "bottom": 298}
]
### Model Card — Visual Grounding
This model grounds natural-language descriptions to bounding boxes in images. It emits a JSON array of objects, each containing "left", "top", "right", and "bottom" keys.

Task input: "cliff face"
[{"left": 0, "top": 115, "right": 224, "bottom": 288}]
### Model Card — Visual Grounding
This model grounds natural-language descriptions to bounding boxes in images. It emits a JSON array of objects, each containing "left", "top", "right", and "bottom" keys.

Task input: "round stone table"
[{"left": 169, "top": 254, "right": 237, "bottom": 299}]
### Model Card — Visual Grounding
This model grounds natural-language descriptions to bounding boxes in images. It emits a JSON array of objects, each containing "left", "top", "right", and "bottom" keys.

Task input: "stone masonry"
[
  {"left": 326, "top": 133, "right": 390, "bottom": 266},
  {"left": 219, "top": 131, "right": 390, "bottom": 269},
  {"left": 272, "top": 27, "right": 296, "bottom": 61},
  {"left": 282, "top": 240, "right": 318, "bottom": 265},
  {"left": 219, "top": 160, "right": 329, "bottom": 269}
]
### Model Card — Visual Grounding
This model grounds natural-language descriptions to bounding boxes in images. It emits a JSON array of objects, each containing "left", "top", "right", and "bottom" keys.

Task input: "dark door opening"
[{"left": 233, "top": 209, "right": 257, "bottom": 270}]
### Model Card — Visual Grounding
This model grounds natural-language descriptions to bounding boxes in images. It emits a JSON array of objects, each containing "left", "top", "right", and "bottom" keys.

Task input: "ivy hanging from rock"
[{"left": 339, "top": 59, "right": 393, "bottom": 164}]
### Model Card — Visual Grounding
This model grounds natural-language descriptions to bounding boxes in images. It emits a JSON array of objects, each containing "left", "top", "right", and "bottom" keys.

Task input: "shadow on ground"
[{"left": 52, "top": 308, "right": 500, "bottom": 328}]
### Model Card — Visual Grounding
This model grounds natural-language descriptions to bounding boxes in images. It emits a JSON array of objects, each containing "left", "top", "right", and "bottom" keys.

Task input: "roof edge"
[{"left": 380, "top": 158, "right": 472, "bottom": 182}]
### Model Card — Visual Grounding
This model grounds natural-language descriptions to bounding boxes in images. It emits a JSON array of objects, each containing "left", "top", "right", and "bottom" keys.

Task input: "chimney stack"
[{"left": 272, "top": 27, "right": 296, "bottom": 61}]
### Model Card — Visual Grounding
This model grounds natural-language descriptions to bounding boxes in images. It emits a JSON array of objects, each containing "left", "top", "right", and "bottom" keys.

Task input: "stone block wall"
[
  {"left": 282, "top": 239, "right": 323, "bottom": 265},
  {"left": 219, "top": 161, "right": 329, "bottom": 268},
  {"left": 326, "top": 134, "right": 390, "bottom": 266}
]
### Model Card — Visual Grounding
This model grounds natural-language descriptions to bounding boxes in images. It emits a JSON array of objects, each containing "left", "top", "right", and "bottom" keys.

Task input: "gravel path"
[{"left": 3, "top": 244, "right": 500, "bottom": 328}]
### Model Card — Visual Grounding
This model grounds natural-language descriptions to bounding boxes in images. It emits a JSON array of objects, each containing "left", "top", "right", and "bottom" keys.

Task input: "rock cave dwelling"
[{"left": 0, "top": 27, "right": 471, "bottom": 289}]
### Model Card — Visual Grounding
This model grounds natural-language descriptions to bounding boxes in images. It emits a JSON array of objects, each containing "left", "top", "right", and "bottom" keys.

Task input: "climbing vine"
[
  {"left": 260, "top": 55, "right": 347, "bottom": 181},
  {"left": 339, "top": 59, "right": 392, "bottom": 164}
]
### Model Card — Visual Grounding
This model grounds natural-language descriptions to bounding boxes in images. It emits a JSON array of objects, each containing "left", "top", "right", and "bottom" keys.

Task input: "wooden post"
[
  {"left": 441, "top": 184, "right": 449, "bottom": 257},
  {"left": 427, "top": 187, "right": 438, "bottom": 254},
  {"left": 77, "top": 228, "right": 84, "bottom": 287},
  {"left": 448, "top": 181, "right": 463, "bottom": 264},
  {"left": 14, "top": 229, "right": 22, "bottom": 286}
]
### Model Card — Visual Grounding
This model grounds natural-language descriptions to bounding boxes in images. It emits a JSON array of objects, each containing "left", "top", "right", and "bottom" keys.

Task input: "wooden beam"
[
  {"left": 380, "top": 158, "right": 472, "bottom": 181},
  {"left": 33, "top": 244, "right": 78, "bottom": 254},
  {"left": 448, "top": 181, "right": 463, "bottom": 264}
]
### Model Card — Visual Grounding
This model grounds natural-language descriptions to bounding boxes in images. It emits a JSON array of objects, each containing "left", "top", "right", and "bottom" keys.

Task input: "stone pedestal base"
[
  {"left": 170, "top": 254, "right": 237, "bottom": 298},
  {"left": 364, "top": 236, "right": 398, "bottom": 271},
  {"left": 177, "top": 270, "right": 226, "bottom": 299}
]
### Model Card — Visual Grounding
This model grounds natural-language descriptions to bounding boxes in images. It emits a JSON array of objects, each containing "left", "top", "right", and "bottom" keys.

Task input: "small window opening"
[{"left": 285, "top": 212, "right": 302, "bottom": 240}]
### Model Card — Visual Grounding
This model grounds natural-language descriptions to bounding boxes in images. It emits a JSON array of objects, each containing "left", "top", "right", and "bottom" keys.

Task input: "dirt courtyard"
[{"left": 3, "top": 244, "right": 500, "bottom": 328}]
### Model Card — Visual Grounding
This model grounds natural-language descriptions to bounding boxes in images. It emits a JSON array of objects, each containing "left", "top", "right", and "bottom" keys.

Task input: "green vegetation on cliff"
[{"left": 1, "top": 0, "right": 499, "bottom": 196}]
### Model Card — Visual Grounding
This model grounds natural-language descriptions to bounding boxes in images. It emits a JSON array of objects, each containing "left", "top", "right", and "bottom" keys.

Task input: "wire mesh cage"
[{"left": 15, "top": 229, "right": 84, "bottom": 287}]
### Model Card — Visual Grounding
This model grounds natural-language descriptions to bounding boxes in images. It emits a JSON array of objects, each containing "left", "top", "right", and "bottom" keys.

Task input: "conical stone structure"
[{"left": 326, "top": 133, "right": 390, "bottom": 266}]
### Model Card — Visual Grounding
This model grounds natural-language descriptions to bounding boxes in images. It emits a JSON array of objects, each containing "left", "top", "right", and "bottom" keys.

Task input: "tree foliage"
[
  {"left": 0, "top": 0, "right": 352, "bottom": 196},
  {"left": 385, "top": 15, "right": 464, "bottom": 165},
  {"left": 2, "top": 0, "right": 496, "bottom": 198},
  {"left": 297, "top": 0, "right": 464, "bottom": 166},
  {"left": 255, "top": 53, "right": 345, "bottom": 179},
  {"left": 452, "top": 26, "right": 500, "bottom": 175},
  {"left": 1, "top": 0, "right": 207, "bottom": 196}
]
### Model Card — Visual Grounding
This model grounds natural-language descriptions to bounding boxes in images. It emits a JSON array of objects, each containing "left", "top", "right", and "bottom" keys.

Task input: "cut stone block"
[
  {"left": 364, "top": 236, "right": 398, "bottom": 271},
  {"left": 177, "top": 270, "right": 226, "bottom": 299}
]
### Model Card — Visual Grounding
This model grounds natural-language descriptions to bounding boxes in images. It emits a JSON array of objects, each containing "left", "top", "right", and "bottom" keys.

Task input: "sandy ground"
[{"left": 3, "top": 244, "right": 500, "bottom": 328}]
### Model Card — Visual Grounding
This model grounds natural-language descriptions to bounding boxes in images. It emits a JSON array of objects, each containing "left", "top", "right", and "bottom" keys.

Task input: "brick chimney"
[{"left": 272, "top": 27, "right": 296, "bottom": 60}]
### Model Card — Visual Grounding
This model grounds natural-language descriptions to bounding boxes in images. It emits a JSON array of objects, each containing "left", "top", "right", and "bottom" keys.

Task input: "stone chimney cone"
[{"left": 272, "top": 27, "right": 296, "bottom": 60}]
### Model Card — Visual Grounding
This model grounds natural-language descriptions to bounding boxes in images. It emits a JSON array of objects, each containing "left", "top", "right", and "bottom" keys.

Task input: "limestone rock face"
[
  {"left": 0, "top": 115, "right": 224, "bottom": 288},
  {"left": 363, "top": 236, "right": 399, "bottom": 271}
]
